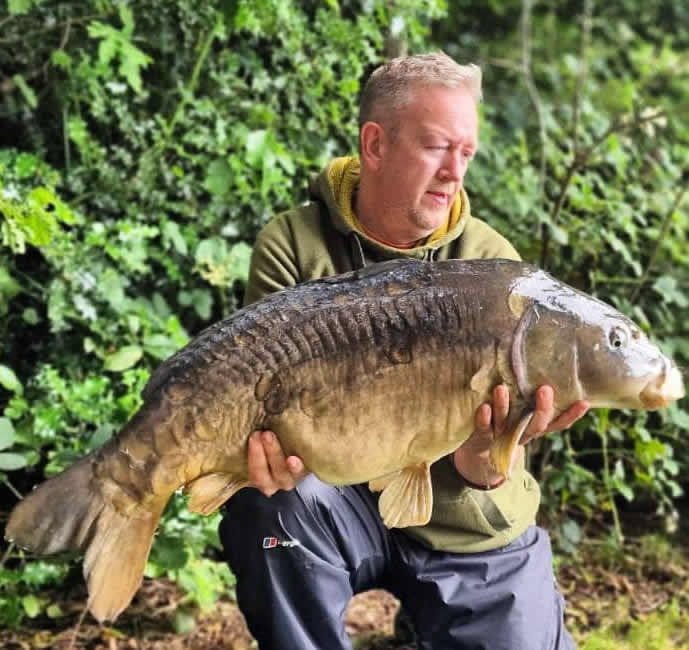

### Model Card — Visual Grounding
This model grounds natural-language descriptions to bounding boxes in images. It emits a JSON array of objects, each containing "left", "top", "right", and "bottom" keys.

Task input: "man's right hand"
[{"left": 247, "top": 430, "right": 308, "bottom": 496}]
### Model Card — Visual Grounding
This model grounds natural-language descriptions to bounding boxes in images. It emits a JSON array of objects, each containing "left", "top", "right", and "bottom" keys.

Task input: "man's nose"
[{"left": 439, "top": 150, "right": 465, "bottom": 182}]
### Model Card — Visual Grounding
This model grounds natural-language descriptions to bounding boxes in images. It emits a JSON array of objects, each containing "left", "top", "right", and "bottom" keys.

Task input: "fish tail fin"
[
  {"left": 84, "top": 497, "right": 166, "bottom": 622},
  {"left": 5, "top": 452, "right": 167, "bottom": 622},
  {"left": 6, "top": 453, "right": 104, "bottom": 555}
]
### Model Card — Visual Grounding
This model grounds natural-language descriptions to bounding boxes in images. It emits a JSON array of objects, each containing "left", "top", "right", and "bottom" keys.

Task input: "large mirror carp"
[{"left": 5, "top": 258, "right": 684, "bottom": 622}]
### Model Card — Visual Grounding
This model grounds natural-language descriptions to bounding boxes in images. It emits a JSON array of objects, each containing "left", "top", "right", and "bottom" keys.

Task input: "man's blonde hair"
[{"left": 359, "top": 52, "right": 482, "bottom": 130}]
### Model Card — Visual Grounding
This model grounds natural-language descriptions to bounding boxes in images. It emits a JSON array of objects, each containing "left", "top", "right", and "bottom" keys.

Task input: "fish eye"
[{"left": 609, "top": 326, "right": 628, "bottom": 349}]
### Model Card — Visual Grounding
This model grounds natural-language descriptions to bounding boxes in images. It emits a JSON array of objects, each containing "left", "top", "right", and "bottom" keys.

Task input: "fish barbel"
[{"left": 5, "top": 258, "right": 684, "bottom": 621}]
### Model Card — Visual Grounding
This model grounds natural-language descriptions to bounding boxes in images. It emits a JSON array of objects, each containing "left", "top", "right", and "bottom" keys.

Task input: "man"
[{"left": 219, "top": 52, "right": 589, "bottom": 650}]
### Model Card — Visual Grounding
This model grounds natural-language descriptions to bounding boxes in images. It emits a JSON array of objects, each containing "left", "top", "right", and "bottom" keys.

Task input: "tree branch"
[
  {"left": 541, "top": 107, "right": 668, "bottom": 268},
  {"left": 0, "top": 14, "right": 104, "bottom": 44},
  {"left": 0, "top": 18, "right": 73, "bottom": 97}
]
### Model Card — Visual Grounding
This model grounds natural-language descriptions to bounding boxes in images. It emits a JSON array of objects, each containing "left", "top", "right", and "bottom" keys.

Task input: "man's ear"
[{"left": 360, "top": 121, "right": 386, "bottom": 171}]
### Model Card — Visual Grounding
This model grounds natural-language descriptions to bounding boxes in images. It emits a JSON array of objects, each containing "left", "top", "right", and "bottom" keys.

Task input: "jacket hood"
[{"left": 308, "top": 156, "right": 473, "bottom": 260}]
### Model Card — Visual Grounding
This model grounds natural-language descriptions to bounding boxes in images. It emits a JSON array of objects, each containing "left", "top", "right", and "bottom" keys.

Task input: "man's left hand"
[{"left": 452, "top": 384, "right": 590, "bottom": 487}]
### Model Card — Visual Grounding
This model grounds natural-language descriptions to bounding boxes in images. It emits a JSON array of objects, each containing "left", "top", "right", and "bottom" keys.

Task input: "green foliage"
[
  {"left": 0, "top": 560, "right": 70, "bottom": 628},
  {"left": 579, "top": 599, "right": 689, "bottom": 650},
  {"left": 87, "top": 5, "right": 153, "bottom": 93}
]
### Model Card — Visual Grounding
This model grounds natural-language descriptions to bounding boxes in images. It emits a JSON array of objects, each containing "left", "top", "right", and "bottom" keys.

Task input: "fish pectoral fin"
[
  {"left": 368, "top": 470, "right": 401, "bottom": 493},
  {"left": 490, "top": 411, "right": 534, "bottom": 478},
  {"left": 470, "top": 360, "right": 496, "bottom": 394},
  {"left": 377, "top": 462, "right": 432, "bottom": 529},
  {"left": 185, "top": 473, "right": 249, "bottom": 516}
]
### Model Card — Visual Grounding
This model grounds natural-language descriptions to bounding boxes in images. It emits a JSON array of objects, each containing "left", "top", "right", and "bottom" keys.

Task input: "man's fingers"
[
  {"left": 492, "top": 384, "right": 509, "bottom": 434},
  {"left": 474, "top": 403, "right": 493, "bottom": 434},
  {"left": 262, "top": 430, "right": 297, "bottom": 490},
  {"left": 247, "top": 431, "right": 277, "bottom": 496},
  {"left": 522, "top": 385, "right": 555, "bottom": 443},
  {"left": 545, "top": 400, "right": 590, "bottom": 433},
  {"left": 286, "top": 455, "right": 306, "bottom": 479}
]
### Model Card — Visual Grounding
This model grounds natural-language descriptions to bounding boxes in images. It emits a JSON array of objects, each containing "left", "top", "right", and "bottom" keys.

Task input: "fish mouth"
[{"left": 639, "top": 360, "right": 685, "bottom": 409}]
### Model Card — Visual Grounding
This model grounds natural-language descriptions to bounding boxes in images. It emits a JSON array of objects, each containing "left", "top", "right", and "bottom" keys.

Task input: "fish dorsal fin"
[
  {"left": 489, "top": 411, "right": 534, "bottom": 477},
  {"left": 184, "top": 473, "right": 249, "bottom": 516},
  {"left": 377, "top": 462, "right": 433, "bottom": 528}
]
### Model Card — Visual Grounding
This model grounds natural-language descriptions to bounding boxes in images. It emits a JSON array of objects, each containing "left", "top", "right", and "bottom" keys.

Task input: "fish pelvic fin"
[
  {"left": 377, "top": 462, "right": 432, "bottom": 529},
  {"left": 368, "top": 470, "right": 401, "bottom": 493},
  {"left": 5, "top": 451, "right": 169, "bottom": 623},
  {"left": 490, "top": 411, "right": 534, "bottom": 478},
  {"left": 185, "top": 473, "right": 250, "bottom": 515}
]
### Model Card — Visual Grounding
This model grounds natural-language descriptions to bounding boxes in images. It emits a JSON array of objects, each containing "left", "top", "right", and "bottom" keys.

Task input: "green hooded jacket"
[{"left": 243, "top": 159, "right": 540, "bottom": 553}]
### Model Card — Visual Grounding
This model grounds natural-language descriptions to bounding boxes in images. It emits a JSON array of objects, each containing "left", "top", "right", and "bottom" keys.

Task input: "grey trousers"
[{"left": 219, "top": 475, "right": 576, "bottom": 650}]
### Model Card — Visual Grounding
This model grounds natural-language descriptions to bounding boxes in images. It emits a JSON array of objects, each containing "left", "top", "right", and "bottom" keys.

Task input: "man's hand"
[
  {"left": 453, "top": 385, "right": 590, "bottom": 487},
  {"left": 247, "top": 430, "right": 308, "bottom": 497}
]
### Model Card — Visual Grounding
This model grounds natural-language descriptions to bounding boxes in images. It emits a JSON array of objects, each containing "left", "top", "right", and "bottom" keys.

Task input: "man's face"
[{"left": 376, "top": 85, "right": 479, "bottom": 242}]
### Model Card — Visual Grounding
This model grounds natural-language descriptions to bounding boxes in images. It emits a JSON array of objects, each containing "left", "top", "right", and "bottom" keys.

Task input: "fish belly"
[{"left": 262, "top": 346, "right": 480, "bottom": 485}]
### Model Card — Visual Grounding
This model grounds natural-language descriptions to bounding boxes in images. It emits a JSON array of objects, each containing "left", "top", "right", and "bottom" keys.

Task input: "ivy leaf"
[
  {"left": 0, "top": 266, "right": 22, "bottom": 302},
  {"left": 246, "top": 129, "right": 269, "bottom": 168},
  {"left": 192, "top": 290, "right": 213, "bottom": 321},
  {"left": 561, "top": 519, "right": 582, "bottom": 546},
  {"left": 0, "top": 452, "right": 28, "bottom": 471},
  {"left": 0, "top": 417, "right": 16, "bottom": 450},
  {"left": 179, "top": 289, "right": 213, "bottom": 320},
  {"left": 87, "top": 22, "right": 119, "bottom": 63},
  {"left": 67, "top": 117, "right": 89, "bottom": 151},
  {"left": 653, "top": 275, "right": 677, "bottom": 294},
  {"left": 12, "top": 75, "right": 38, "bottom": 109},
  {"left": 51, "top": 50, "right": 72, "bottom": 69},
  {"left": 204, "top": 159, "right": 233, "bottom": 196},
  {"left": 46, "top": 604, "right": 65, "bottom": 618},
  {"left": 219, "top": 0, "right": 241, "bottom": 26},
  {"left": 163, "top": 222, "right": 188, "bottom": 255},
  {"left": 104, "top": 345, "right": 143, "bottom": 371},
  {"left": 21, "top": 595, "right": 41, "bottom": 618},
  {"left": 8, "top": 0, "right": 35, "bottom": 15},
  {"left": 173, "top": 609, "right": 196, "bottom": 635},
  {"left": 0, "top": 365, "right": 23, "bottom": 394},
  {"left": 226, "top": 242, "right": 252, "bottom": 285},
  {"left": 152, "top": 534, "right": 189, "bottom": 570},
  {"left": 143, "top": 334, "right": 180, "bottom": 360},
  {"left": 653, "top": 275, "right": 689, "bottom": 307}
]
